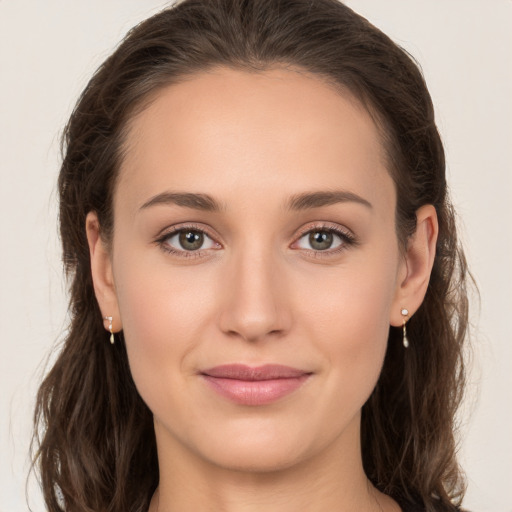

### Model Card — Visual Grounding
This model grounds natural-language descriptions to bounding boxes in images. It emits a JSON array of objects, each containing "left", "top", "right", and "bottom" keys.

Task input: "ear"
[
  {"left": 86, "top": 211, "right": 122, "bottom": 333},
  {"left": 390, "top": 204, "right": 438, "bottom": 326}
]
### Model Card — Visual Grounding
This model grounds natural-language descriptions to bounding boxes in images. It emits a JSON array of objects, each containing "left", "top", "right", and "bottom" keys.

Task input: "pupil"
[
  {"left": 309, "top": 231, "right": 332, "bottom": 250},
  {"left": 179, "top": 231, "right": 203, "bottom": 250}
]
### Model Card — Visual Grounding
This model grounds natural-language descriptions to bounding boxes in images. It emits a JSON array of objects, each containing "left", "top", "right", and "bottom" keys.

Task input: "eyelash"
[{"left": 154, "top": 222, "right": 358, "bottom": 260}]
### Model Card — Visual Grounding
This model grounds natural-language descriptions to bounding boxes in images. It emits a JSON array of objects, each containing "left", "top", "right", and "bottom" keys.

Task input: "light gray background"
[{"left": 1, "top": 1, "right": 511, "bottom": 511}]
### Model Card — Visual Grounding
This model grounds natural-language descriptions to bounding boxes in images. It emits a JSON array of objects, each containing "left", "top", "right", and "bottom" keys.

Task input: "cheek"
[
  {"left": 299, "top": 250, "right": 398, "bottom": 348},
  {"left": 297, "top": 251, "right": 399, "bottom": 401},
  {"left": 111, "top": 253, "right": 212, "bottom": 409}
]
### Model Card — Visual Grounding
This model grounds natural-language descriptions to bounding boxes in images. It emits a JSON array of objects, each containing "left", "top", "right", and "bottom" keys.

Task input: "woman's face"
[{"left": 102, "top": 67, "right": 409, "bottom": 471}]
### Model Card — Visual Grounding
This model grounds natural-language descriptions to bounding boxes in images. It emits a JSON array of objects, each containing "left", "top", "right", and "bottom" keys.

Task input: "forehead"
[{"left": 117, "top": 66, "right": 394, "bottom": 215}]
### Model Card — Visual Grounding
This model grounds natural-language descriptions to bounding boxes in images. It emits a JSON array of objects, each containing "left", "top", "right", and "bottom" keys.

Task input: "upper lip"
[{"left": 201, "top": 364, "right": 310, "bottom": 381}]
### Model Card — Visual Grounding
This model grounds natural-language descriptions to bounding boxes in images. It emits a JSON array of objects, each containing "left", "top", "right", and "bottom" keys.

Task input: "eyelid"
[
  {"left": 293, "top": 221, "right": 354, "bottom": 240},
  {"left": 154, "top": 222, "right": 216, "bottom": 240}
]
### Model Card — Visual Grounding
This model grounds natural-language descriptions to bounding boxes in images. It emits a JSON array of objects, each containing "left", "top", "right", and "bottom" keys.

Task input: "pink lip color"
[{"left": 200, "top": 364, "right": 311, "bottom": 405}]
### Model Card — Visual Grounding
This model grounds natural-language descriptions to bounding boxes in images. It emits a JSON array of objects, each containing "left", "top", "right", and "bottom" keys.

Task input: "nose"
[{"left": 218, "top": 246, "right": 292, "bottom": 343}]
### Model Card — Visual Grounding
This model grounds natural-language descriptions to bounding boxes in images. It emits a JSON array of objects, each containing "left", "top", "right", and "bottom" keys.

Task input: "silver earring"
[
  {"left": 104, "top": 316, "right": 114, "bottom": 344},
  {"left": 401, "top": 308, "right": 409, "bottom": 348}
]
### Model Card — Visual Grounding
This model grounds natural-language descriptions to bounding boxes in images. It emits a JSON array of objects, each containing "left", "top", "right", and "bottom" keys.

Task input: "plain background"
[{"left": 1, "top": 1, "right": 511, "bottom": 511}]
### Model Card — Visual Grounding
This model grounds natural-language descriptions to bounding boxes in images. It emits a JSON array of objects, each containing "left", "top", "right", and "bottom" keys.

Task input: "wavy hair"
[{"left": 32, "top": 1, "right": 470, "bottom": 511}]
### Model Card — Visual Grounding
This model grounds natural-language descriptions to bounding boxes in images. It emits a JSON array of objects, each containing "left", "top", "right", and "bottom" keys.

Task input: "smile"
[{"left": 200, "top": 364, "right": 312, "bottom": 406}]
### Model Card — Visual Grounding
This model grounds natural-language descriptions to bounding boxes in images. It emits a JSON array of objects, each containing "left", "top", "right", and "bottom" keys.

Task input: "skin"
[{"left": 87, "top": 67, "right": 438, "bottom": 512}]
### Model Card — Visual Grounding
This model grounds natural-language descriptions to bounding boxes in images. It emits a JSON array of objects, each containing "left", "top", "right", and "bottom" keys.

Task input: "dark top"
[
  {"left": 397, "top": 497, "right": 464, "bottom": 512},
  {"left": 400, "top": 503, "right": 424, "bottom": 512}
]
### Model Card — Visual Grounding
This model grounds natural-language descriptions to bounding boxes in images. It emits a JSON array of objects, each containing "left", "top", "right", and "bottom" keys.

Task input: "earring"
[
  {"left": 104, "top": 316, "right": 114, "bottom": 344},
  {"left": 401, "top": 308, "right": 409, "bottom": 348}
]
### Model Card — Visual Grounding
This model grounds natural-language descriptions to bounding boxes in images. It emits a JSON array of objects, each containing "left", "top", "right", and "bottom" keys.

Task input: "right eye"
[{"left": 157, "top": 226, "right": 220, "bottom": 258}]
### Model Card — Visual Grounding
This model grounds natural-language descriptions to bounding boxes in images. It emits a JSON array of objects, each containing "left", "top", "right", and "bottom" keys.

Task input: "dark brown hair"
[{"left": 32, "top": 1, "right": 470, "bottom": 511}]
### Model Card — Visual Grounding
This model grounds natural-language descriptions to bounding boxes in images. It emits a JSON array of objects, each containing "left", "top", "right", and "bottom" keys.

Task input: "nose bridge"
[{"left": 218, "top": 237, "right": 290, "bottom": 342}]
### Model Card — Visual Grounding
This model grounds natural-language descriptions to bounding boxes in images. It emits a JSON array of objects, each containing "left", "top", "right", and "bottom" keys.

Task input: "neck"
[{"left": 148, "top": 417, "right": 400, "bottom": 512}]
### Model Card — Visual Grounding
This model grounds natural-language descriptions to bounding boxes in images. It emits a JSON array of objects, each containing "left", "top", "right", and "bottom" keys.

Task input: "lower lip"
[{"left": 201, "top": 375, "right": 310, "bottom": 405}]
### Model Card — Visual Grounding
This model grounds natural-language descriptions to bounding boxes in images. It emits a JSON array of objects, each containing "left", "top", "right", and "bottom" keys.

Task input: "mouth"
[{"left": 200, "top": 364, "right": 312, "bottom": 405}]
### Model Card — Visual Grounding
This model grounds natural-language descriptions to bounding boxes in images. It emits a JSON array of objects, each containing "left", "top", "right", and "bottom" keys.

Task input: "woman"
[{"left": 32, "top": 0, "right": 470, "bottom": 511}]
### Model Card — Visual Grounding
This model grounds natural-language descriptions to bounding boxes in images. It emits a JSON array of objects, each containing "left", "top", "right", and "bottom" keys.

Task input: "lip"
[{"left": 200, "top": 364, "right": 312, "bottom": 405}]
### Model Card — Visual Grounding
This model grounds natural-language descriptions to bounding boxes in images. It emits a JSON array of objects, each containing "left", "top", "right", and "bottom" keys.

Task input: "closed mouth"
[{"left": 200, "top": 364, "right": 312, "bottom": 405}]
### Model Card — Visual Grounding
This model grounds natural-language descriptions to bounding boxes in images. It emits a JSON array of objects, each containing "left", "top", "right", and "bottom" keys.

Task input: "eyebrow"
[
  {"left": 139, "top": 189, "right": 372, "bottom": 212},
  {"left": 285, "top": 190, "right": 372, "bottom": 211},
  {"left": 140, "top": 192, "right": 226, "bottom": 212}
]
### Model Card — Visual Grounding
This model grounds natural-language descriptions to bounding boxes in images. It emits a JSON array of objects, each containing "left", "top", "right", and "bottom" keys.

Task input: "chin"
[
  {"left": 180, "top": 415, "right": 333, "bottom": 475},
  {"left": 203, "top": 440, "right": 309, "bottom": 474}
]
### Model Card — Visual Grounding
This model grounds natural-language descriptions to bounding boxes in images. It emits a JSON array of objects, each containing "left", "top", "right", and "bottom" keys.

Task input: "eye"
[
  {"left": 157, "top": 226, "right": 219, "bottom": 257},
  {"left": 293, "top": 225, "right": 356, "bottom": 255}
]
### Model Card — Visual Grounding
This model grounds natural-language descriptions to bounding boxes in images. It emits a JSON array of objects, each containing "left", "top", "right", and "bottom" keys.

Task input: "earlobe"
[
  {"left": 85, "top": 212, "right": 122, "bottom": 333},
  {"left": 390, "top": 205, "right": 438, "bottom": 326}
]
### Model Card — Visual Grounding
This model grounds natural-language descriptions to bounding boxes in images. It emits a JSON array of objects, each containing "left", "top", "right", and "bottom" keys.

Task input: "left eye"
[
  {"left": 164, "top": 229, "right": 217, "bottom": 252},
  {"left": 295, "top": 229, "right": 345, "bottom": 251}
]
